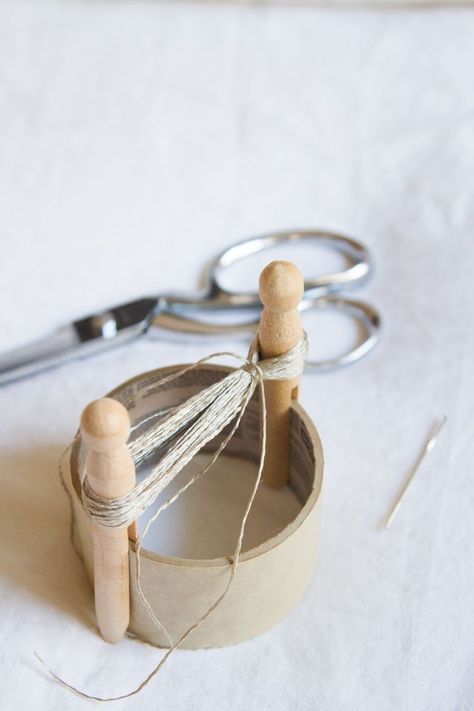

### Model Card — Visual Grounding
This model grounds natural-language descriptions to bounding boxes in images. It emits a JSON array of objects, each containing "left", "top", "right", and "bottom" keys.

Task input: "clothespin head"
[
  {"left": 259, "top": 261, "right": 305, "bottom": 315},
  {"left": 81, "top": 398, "right": 130, "bottom": 453}
]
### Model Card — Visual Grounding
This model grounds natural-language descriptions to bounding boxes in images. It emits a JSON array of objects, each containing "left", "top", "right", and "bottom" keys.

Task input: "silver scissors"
[{"left": 0, "top": 229, "right": 381, "bottom": 385}]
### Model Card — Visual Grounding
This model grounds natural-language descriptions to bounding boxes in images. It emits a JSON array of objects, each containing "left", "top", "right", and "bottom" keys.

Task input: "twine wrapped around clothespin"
[{"left": 37, "top": 261, "right": 307, "bottom": 701}]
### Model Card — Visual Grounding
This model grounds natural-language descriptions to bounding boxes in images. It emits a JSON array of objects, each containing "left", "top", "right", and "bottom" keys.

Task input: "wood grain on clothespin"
[
  {"left": 258, "top": 261, "right": 304, "bottom": 489},
  {"left": 81, "top": 398, "right": 136, "bottom": 644}
]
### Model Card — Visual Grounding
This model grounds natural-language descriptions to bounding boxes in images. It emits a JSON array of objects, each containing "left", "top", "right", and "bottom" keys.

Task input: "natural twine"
[{"left": 35, "top": 333, "right": 308, "bottom": 701}]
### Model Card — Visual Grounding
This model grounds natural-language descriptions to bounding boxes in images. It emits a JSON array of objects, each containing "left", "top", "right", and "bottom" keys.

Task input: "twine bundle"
[
  {"left": 82, "top": 334, "right": 308, "bottom": 530},
  {"left": 38, "top": 333, "right": 308, "bottom": 701}
]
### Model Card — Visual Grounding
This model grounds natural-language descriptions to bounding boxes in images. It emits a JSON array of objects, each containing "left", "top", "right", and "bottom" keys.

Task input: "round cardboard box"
[{"left": 66, "top": 363, "right": 324, "bottom": 649}]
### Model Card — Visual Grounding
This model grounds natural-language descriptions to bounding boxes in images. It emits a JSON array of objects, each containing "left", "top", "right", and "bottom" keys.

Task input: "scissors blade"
[
  {"left": 153, "top": 308, "right": 260, "bottom": 336},
  {"left": 0, "top": 297, "right": 158, "bottom": 385}
]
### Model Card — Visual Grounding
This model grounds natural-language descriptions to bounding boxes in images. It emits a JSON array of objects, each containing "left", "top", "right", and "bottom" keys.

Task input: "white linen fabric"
[{"left": 0, "top": 2, "right": 472, "bottom": 709}]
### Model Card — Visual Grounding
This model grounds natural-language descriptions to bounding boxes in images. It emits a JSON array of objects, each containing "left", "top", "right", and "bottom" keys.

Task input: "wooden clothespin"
[
  {"left": 80, "top": 398, "right": 137, "bottom": 644},
  {"left": 258, "top": 261, "right": 304, "bottom": 489}
]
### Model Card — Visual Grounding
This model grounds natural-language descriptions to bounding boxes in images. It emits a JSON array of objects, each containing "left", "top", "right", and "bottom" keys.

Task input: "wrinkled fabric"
[{"left": 0, "top": 2, "right": 473, "bottom": 710}]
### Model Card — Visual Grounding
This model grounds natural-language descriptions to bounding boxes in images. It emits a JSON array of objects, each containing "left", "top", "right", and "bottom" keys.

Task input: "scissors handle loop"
[
  {"left": 154, "top": 296, "right": 381, "bottom": 371},
  {"left": 204, "top": 229, "right": 372, "bottom": 309},
  {"left": 156, "top": 229, "right": 381, "bottom": 370},
  {"left": 300, "top": 296, "right": 381, "bottom": 371}
]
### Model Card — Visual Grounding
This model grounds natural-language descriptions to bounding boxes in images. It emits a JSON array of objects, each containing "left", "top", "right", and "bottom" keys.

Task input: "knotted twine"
[{"left": 36, "top": 333, "right": 308, "bottom": 701}]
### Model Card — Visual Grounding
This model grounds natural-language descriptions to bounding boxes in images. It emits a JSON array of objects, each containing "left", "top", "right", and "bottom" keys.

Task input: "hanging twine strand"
[{"left": 35, "top": 333, "right": 308, "bottom": 701}]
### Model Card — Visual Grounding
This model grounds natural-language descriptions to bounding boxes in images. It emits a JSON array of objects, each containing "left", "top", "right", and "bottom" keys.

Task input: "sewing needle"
[{"left": 385, "top": 415, "right": 447, "bottom": 529}]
